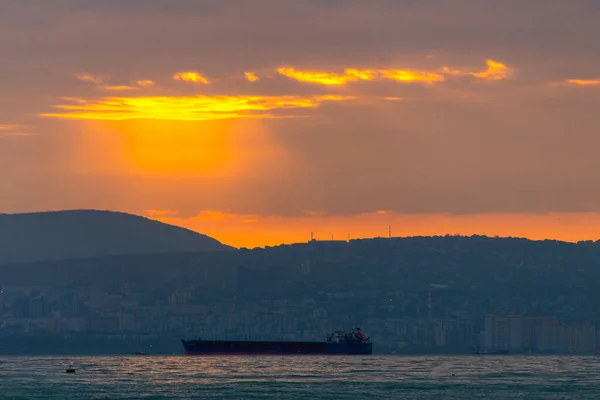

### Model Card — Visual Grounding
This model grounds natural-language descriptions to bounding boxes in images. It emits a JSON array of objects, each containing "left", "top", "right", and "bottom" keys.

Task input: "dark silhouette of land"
[
  {"left": 2, "top": 209, "right": 600, "bottom": 355},
  {"left": 0, "top": 210, "right": 231, "bottom": 265}
]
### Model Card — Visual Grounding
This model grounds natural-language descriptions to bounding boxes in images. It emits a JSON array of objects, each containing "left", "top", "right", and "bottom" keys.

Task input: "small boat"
[
  {"left": 66, "top": 365, "right": 76, "bottom": 373},
  {"left": 473, "top": 348, "right": 509, "bottom": 355},
  {"left": 134, "top": 345, "right": 152, "bottom": 355}
]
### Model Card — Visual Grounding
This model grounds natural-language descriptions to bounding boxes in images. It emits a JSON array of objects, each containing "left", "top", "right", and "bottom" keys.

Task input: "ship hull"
[{"left": 181, "top": 339, "right": 372, "bottom": 356}]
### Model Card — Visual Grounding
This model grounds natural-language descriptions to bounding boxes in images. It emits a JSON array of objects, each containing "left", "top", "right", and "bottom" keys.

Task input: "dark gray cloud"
[{"left": 0, "top": 0, "right": 228, "bottom": 15}]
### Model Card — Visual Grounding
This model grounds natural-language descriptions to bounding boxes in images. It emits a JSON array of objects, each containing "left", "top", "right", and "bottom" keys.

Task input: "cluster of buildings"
[
  {"left": 478, "top": 315, "right": 598, "bottom": 354},
  {"left": 2, "top": 284, "right": 600, "bottom": 354}
]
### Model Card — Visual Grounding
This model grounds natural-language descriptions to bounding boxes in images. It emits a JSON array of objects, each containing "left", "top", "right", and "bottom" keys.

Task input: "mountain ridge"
[{"left": 0, "top": 209, "right": 232, "bottom": 265}]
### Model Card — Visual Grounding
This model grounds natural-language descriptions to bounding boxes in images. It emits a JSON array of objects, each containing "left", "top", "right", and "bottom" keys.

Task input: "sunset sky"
[{"left": 2, "top": 0, "right": 600, "bottom": 248}]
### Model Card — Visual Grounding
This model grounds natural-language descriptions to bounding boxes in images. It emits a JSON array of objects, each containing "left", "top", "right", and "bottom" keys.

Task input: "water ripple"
[{"left": 1, "top": 355, "right": 600, "bottom": 399}]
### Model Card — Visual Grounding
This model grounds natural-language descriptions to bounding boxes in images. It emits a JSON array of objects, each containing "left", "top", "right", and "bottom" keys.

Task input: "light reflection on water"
[{"left": 1, "top": 355, "right": 599, "bottom": 399}]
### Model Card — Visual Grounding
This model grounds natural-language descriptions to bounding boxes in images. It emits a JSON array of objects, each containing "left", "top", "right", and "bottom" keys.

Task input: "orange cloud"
[
  {"left": 565, "top": 79, "right": 600, "bottom": 86},
  {"left": 379, "top": 69, "right": 445, "bottom": 84},
  {"left": 76, "top": 73, "right": 105, "bottom": 84},
  {"left": 547, "top": 79, "right": 600, "bottom": 87},
  {"left": 439, "top": 66, "right": 463, "bottom": 76},
  {"left": 277, "top": 67, "right": 376, "bottom": 85},
  {"left": 173, "top": 71, "right": 210, "bottom": 84},
  {"left": 100, "top": 85, "right": 138, "bottom": 91},
  {"left": 145, "top": 209, "right": 178, "bottom": 217},
  {"left": 244, "top": 72, "right": 259, "bottom": 82},
  {"left": 193, "top": 210, "right": 232, "bottom": 222},
  {"left": 442, "top": 59, "right": 513, "bottom": 81},
  {"left": 41, "top": 94, "right": 355, "bottom": 121},
  {"left": 305, "top": 210, "right": 327, "bottom": 217},
  {"left": 76, "top": 73, "right": 151, "bottom": 90},
  {"left": 470, "top": 59, "right": 513, "bottom": 80},
  {"left": 0, "top": 124, "right": 30, "bottom": 138},
  {"left": 277, "top": 64, "right": 506, "bottom": 85},
  {"left": 136, "top": 80, "right": 155, "bottom": 87},
  {"left": 160, "top": 210, "right": 260, "bottom": 224}
]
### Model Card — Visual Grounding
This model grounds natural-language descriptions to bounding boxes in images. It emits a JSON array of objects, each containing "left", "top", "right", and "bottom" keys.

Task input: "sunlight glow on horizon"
[
  {"left": 148, "top": 211, "right": 600, "bottom": 249},
  {"left": 66, "top": 116, "right": 288, "bottom": 179},
  {"left": 4, "top": 0, "right": 600, "bottom": 254},
  {"left": 113, "top": 119, "right": 233, "bottom": 175}
]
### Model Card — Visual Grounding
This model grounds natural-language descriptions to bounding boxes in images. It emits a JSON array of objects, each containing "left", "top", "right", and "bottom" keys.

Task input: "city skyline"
[{"left": 4, "top": 234, "right": 600, "bottom": 355}]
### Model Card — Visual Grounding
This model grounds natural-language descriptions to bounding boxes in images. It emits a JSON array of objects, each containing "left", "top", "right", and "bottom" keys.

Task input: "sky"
[{"left": 2, "top": 0, "right": 600, "bottom": 248}]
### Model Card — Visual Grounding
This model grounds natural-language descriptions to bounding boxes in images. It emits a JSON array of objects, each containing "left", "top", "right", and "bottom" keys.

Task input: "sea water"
[{"left": 0, "top": 355, "right": 598, "bottom": 399}]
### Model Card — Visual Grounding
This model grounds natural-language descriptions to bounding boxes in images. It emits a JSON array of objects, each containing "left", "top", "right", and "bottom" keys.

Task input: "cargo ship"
[{"left": 181, "top": 328, "right": 372, "bottom": 355}]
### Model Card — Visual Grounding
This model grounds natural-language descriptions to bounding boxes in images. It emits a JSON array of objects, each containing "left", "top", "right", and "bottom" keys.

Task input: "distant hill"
[
  {"left": 4, "top": 234, "right": 600, "bottom": 355},
  {"left": 3, "top": 235, "right": 600, "bottom": 325},
  {"left": 0, "top": 210, "right": 232, "bottom": 265}
]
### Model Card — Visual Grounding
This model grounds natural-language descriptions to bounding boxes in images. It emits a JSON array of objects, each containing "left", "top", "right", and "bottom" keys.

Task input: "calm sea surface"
[{"left": 1, "top": 355, "right": 599, "bottom": 399}]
